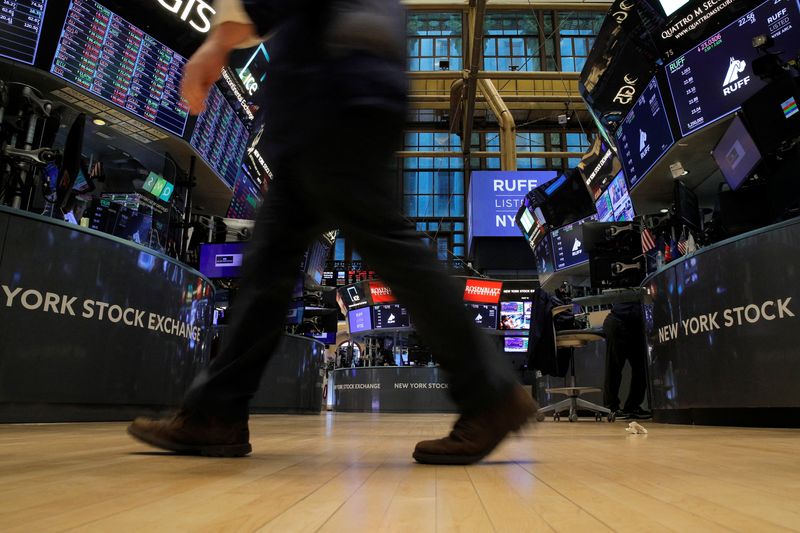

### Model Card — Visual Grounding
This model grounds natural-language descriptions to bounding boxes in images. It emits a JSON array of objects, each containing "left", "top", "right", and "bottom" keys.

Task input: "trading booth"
[
  {"left": 515, "top": 0, "right": 800, "bottom": 426},
  {"left": 329, "top": 278, "right": 539, "bottom": 413},
  {"left": 0, "top": 1, "right": 328, "bottom": 421}
]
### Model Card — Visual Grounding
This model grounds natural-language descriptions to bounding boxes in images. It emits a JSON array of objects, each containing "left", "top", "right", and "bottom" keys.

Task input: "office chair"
[{"left": 536, "top": 304, "right": 615, "bottom": 423}]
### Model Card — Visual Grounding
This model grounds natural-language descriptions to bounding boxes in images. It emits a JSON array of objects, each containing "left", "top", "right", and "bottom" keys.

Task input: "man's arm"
[{"left": 181, "top": 0, "right": 261, "bottom": 115}]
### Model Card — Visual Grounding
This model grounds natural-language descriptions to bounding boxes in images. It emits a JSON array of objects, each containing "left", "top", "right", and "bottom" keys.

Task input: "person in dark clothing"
[
  {"left": 127, "top": 0, "right": 536, "bottom": 465},
  {"left": 603, "top": 303, "right": 650, "bottom": 419}
]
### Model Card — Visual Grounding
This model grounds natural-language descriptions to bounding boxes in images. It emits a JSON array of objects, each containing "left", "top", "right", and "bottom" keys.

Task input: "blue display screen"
[
  {"left": 616, "top": 77, "right": 674, "bottom": 190},
  {"left": 348, "top": 307, "right": 373, "bottom": 333},
  {"left": 551, "top": 216, "right": 593, "bottom": 271},
  {"left": 665, "top": 0, "right": 800, "bottom": 136},
  {"left": 0, "top": 0, "right": 47, "bottom": 65},
  {"left": 199, "top": 242, "right": 247, "bottom": 279}
]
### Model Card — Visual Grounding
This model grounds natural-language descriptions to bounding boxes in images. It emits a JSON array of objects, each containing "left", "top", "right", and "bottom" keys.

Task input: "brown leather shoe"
[
  {"left": 127, "top": 411, "right": 252, "bottom": 457},
  {"left": 413, "top": 385, "right": 538, "bottom": 465}
]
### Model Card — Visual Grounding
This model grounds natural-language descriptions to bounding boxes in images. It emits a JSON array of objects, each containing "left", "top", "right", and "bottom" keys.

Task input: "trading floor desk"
[
  {"left": 0, "top": 206, "right": 216, "bottom": 423},
  {"left": 643, "top": 217, "right": 800, "bottom": 427},
  {"left": 330, "top": 367, "right": 457, "bottom": 413}
]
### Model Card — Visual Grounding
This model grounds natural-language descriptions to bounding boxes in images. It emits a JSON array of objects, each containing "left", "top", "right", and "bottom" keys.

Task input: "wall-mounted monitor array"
[
  {"left": 616, "top": 76, "right": 674, "bottom": 190},
  {"left": 51, "top": 0, "right": 190, "bottom": 137},
  {"left": 344, "top": 278, "right": 538, "bottom": 337},
  {"left": 665, "top": 0, "right": 800, "bottom": 136},
  {"left": 190, "top": 84, "right": 251, "bottom": 189},
  {"left": 0, "top": 0, "right": 47, "bottom": 65}
]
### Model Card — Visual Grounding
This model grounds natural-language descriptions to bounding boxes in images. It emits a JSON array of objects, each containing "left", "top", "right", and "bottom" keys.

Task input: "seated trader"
[{"left": 603, "top": 302, "right": 650, "bottom": 419}]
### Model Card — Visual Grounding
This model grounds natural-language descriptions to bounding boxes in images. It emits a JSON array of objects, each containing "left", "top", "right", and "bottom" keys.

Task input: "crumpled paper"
[{"left": 626, "top": 421, "right": 648, "bottom": 435}]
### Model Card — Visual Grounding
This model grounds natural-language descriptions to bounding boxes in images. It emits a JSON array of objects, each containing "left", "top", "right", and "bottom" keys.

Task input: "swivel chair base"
[{"left": 536, "top": 387, "right": 615, "bottom": 423}]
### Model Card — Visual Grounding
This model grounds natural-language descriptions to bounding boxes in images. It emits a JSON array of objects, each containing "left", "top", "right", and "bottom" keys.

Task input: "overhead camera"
[{"left": 751, "top": 34, "right": 790, "bottom": 81}]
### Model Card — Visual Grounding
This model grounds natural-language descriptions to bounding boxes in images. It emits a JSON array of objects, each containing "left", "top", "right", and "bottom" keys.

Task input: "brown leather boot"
[
  {"left": 127, "top": 411, "right": 252, "bottom": 457},
  {"left": 413, "top": 385, "right": 538, "bottom": 465}
]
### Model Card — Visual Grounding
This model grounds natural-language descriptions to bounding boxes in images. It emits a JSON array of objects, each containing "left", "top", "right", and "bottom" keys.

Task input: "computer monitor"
[
  {"left": 741, "top": 75, "right": 800, "bottom": 156},
  {"left": 537, "top": 169, "right": 596, "bottom": 229},
  {"left": 504, "top": 337, "right": 529, "bottom": 353},
  {"left": 348, "top": 307, "right": 373, "bottom": 334},
  {"left": 465, "top": 303, "right": 499, "bottom": 329},
  {"left": 372, "top": 304, "right": 411, "bottom": 329},
  {"left": 712, "top": 115, "right": 762, "bottom": 192},
  {"left": 199, "top": 242, "right": 248, "bottom": 279},
  {"left": 674, "top": 180, "right": 702, "bottom": 232},
  {"left": 499, "top": 301, "right": 531, "bottom": 331}
]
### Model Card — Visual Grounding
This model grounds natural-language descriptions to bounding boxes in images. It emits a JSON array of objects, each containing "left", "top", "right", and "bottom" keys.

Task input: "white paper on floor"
[{"left": 626, "top": 421, "right": 648, "bottom": 434}]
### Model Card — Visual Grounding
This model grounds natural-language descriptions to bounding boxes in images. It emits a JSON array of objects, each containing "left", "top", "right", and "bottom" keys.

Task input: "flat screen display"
[
  {"left": 504, "top": 337, "right": 529, "bottom": 353},
  {"left": 607, "top": 172, "right": 636, "bottom": 222},
  {"left": 595, "top": 190, "right": 615, "bottom": 222},
  {"left": 373, "top": 304, "right": 411, "bottom": 329},
  {"left": 534, "top": 234, "right": 555, "bottom": 275},
  {"left": 51, "top": 0, "right": 190, "bottom": 137},
  {"left": 665, "top": 0, "right": 800, "bottom": 136},
  {"left": 499, "top": 301, "right": 532, "bottom": 331},
  {"left": 190, "top": 84, "right": 251, "bottom": 189},
  {"left": 465, "top": 303, "right": 498, "bottom": 329},
  {"left": 348, "top": 307, "right": 373, "bottom": 333},
  {"left": 141, "top": 172, "right": 174, "bottom": 203},
  {"left": 551, "top": 217, "right": 592, "bottom": 270},
  {"left": 712, "top": 115, "right": 762, "bottom": 191},
  {"left": 616, "top": 77, "right": 674, "bottom": 190},
  {"left": 227, "top": 168, "right": 262, "bottom": 220},
  {"left": 463, "top": 279, "right": 503, "bottom": 304},
  {"left": 0, "top": 0, "right": 46, "bottom": 64},
  {"left": 199, "top": 242, "right": 247, "bottom": 279}
]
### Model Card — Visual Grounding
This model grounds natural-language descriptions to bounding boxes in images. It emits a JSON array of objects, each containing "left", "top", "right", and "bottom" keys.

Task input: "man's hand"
[{"left": 181, "top": 22, "right": 258, "bottom": 115}]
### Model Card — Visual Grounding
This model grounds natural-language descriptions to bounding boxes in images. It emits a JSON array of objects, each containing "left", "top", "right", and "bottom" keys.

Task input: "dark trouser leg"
[
  {"left": 603, "top": 314, "right": 624, "bottom": 411},
  {"left": 182, "top": 177, "right": 321, "bottom": 422},
  {"left": 623, "top": 326, "right": 648, "bottom": 412},
  {"left": 307, "top": 108, "right": 517, "bottom": 414}
]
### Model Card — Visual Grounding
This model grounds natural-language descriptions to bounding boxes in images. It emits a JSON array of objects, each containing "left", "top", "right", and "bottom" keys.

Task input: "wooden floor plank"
[{"left": 0, "top": 414, "right": 798, "bottom": 532}]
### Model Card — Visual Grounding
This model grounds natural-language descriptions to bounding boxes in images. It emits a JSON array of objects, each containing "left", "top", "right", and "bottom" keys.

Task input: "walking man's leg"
[
  {"left": 127, "top": 177, "right": 322, "bottom": 456},
  {"left": 311, "top": 108, "right": 537, "bottom": 464}
]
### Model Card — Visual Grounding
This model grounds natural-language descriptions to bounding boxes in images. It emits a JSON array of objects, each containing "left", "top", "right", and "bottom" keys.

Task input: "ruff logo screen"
[
  {"left": 665, "top": 0, "right": 800, "bottom": 136},
  {"left": 722, "top": 57, "right": 749, "bottom": 96},
  {"left": 468, "top": 171, "right": 558, "bottom": 240}
]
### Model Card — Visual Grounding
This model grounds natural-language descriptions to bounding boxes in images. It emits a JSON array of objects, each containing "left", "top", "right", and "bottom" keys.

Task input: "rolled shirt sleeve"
[{"left": 212, "top": 0, "right": 264, "bottom": 48}]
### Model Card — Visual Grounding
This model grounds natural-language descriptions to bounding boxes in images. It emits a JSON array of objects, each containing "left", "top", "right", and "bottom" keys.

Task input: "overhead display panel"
[
  {"left": 665, "top": 0, "right": 800, "bottom": 136},
  {"left": 551, "top": 217, "right": 593, "bottom": 271},
  {"left": 616, "top": 76, "right": 675, "bottom": 190},
  {"left": 50, "top": 0, "right": 190, "bottom": 137},
  {"left": 0, "top": 0, "right": 47, "bottom": 64},
  {"left": 189, "top": 84, "right": 250, "bottom": 189}
]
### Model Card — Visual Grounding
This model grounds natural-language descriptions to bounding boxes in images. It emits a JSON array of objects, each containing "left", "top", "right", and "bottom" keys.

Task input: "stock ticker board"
[
  {"left": 189, "top": 84, "right": 251, "bottom": 189},
  {"left": 50, "top": 0, "right": 190, "bottom": 137},
  {"left": 0, "top": 0, "right": 47, "bottom": 64}
]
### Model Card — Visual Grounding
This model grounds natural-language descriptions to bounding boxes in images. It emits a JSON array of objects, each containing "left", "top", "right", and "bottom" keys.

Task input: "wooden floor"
[{"left": 1, "top": 414, "right": 799, "bottom": 532}]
